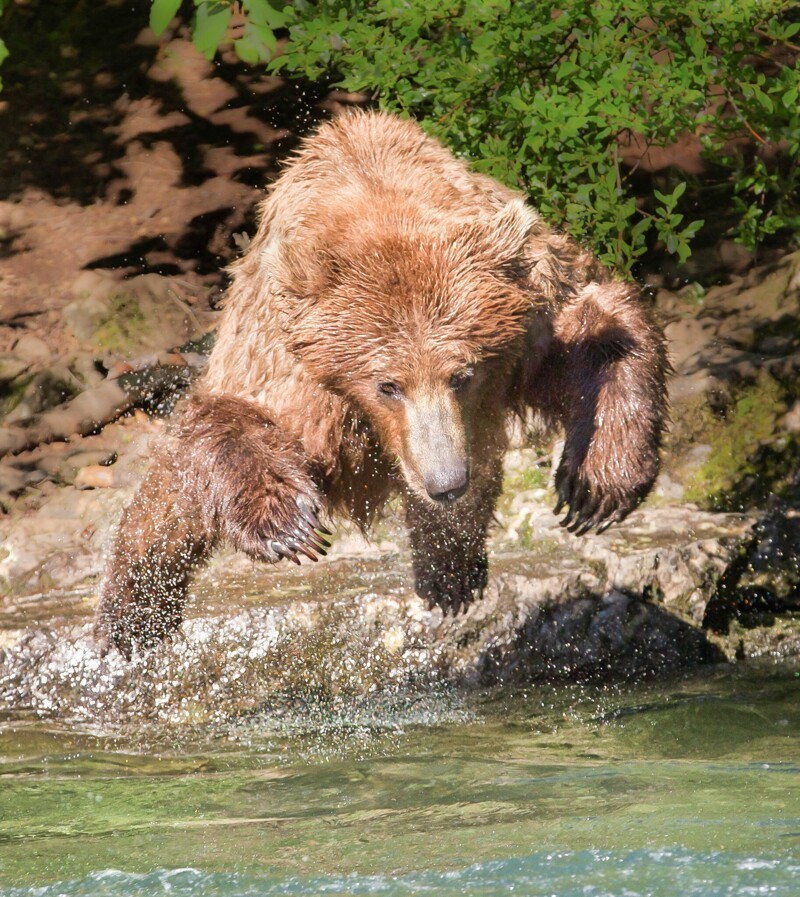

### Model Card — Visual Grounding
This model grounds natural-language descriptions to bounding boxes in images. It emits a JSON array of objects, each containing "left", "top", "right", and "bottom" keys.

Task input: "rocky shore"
[{"left": 1, "top": 246, "right": 799, "bottom": 716}]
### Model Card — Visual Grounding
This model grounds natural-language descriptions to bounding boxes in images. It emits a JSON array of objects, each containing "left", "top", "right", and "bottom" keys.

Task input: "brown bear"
[{"left": 94, "top": 110, "right": 668, "bottom": 659}]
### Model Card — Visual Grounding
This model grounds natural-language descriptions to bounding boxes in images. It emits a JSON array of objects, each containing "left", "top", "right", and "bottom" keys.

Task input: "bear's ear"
[
  {"left": 484, "top": 199, "right": 541, "bottom": 280},
  {"left": 269, "top": 236, "right": 342, "bottom": 307}
]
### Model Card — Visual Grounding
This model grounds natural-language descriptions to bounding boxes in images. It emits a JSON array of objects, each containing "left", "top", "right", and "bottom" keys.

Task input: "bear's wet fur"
[{"left": 95, "top": 111, "right": 668, "bottom": 659}]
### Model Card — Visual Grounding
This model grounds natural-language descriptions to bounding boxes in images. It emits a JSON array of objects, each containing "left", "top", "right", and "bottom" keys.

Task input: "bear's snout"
[
  {"left": 424, "top": 464, "right": 470, "bottom": 503},
  {"left": 401, "top": 389, "right": 470, "bottom": 505}
]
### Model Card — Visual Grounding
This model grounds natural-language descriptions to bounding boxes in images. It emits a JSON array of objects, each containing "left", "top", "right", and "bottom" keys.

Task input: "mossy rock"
[
  {"left": 64, "top": 273, "right": 198, "bottom": 358},
  {"left": 669, "top": 371, "right": 800, "bottom": 511},
  {"left": 90, "top": 292, "right": 149, "bottom": 355}
]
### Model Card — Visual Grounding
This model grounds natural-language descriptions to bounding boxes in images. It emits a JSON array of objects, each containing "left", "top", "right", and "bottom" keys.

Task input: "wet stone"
[
  {"left": 73, "top": 464, "right": 115, "bottom": 489},
  {"left": 54, "top": 450, "right": 117, "bottom": 485},
  {"left": 783, "top": 400, "right": 800, "bottom": 433},
  {"left": 0, "top": 463, "right": 27, "bottom": 498},
  {"left": 11, "top": 333, "right": 51, "bottom": 365},
  {"left": 0, "top": 354, "right": 30, "bottom": 383},
  {"left": 0, "top": 498, "right": 756, "bottom": 726}
]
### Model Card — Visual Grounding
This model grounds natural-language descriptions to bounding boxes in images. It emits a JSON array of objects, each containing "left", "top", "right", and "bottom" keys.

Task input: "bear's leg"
[
  {"left": 93, "top": 455, "right": 214, "bottom": 659},
  {"left": 94, "top": 392, "right": 329, "bottom": 658},
  {"left": 404, "top": 457, "right": 503, "bottom": 615},
  {"left": 528, "top": 281, "right": 668, "bottom": 534}
]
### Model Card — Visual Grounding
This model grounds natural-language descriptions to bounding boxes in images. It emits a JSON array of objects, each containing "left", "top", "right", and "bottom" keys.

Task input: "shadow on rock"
[
  {"left": 704, "top": 494, "right": 800, "bottom": 635},
  {"left": 478, "top": 589, "right": 725, "bottom": 686}
]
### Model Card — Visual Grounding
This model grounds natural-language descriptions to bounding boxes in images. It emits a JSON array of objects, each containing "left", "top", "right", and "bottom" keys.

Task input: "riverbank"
[{"left": 1, "top": 11, "right": 799, "bottom": 688}]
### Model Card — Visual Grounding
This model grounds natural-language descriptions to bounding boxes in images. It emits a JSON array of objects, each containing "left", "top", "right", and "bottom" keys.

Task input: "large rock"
[
  {"left": 663, "top": 249, "right": 800, "bottom": 404},
  {"left": 0, "top": 496, "right": 753, "bottom": 724},
  {"left": 660, "top": 250, "right": 800, "bottom": 509}
]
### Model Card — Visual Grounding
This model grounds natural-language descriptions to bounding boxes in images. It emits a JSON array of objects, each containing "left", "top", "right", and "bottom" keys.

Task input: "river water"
[{"left": 1, "top": 649, "right": 799, "bottom": 896}]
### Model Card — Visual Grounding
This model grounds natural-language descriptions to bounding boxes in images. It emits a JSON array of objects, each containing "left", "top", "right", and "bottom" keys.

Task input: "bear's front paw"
[
  {"left": 266, "top": 494, "right": 334, "bottom": 565},
  {"left": 94, "top": 583, "right": 185, "bottom": 661},
  {"left": 93, "top": 616, "right": 131, "bottom": 661},
  {"left": 553, "top": 459, "right": 643, "bottom": 536},
  {"left": 414, "top": 554, "right": 488, "bottom": 616},
  {"left": 230, "top": 492, "right": 334, "bottom": 565}
]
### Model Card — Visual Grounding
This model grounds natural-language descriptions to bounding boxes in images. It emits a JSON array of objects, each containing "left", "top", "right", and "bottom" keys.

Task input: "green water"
[{"left": 1, "top": 662, "right": 799, "bottom": 895}]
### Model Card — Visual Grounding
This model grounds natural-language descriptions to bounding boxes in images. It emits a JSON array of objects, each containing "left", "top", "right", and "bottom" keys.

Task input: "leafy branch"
[
  {"left": 0, "top": 0, "right": 9, "bottom": 92},
  {"left": 149, "top": 0, "right": 288, "bottom": 63},
  {"left": 5, "top": 0, "right": 794, "bottom": 271}
]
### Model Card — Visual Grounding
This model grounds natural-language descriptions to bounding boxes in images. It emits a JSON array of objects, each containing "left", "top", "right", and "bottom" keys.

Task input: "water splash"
[{"left": 0, "top": 593, "right": 453, "bottom": 730}]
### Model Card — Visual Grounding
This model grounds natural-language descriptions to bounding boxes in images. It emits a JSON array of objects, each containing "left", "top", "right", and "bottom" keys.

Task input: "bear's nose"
[{"left": 425, "top": 465, "right": 470, "bottom": 503}]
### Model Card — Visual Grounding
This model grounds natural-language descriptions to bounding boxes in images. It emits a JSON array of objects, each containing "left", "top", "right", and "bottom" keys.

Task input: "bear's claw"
[
  {"left": 296, "top": 495, "right": 333, "bottom": 536},
  {"left": 267, "top": 495, "right": 333, "bottom": 564},
  {"left": 553, "top": 470, "right": 635, "bottom": 536}
]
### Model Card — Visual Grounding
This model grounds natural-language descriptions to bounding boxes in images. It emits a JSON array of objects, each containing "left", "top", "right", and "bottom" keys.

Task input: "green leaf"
[
  {"left": 683, "top": 219, "right": 705, "bottom": 237},
  {"left": 234, "top": 18, "right": 277, "bottom": 63},
  {"left": 234, "top": 34, "right": 260, "bottom": 64},
  {"left": 502, "top": 94, "right": 529, "bottom": 113},
  {"left": 243, "top": 0, "right": 288, "bottom": 30},
  {"left": 631, "top": 217, "right": 652, "bottom": 240},
  {"left": 193, "top": 1, "right": 232, "bottom": 59},
  {"left": 556, "top": 59, "right": 579, "bottom": 81},
  {"left": 753, "top": 86, "right": 774, "bottom": 113},
  {"left": 150, "top": 0, "right": 182, "bottom": 36},
  {"left": 685, "top": 26, "right": 706, "bottom": 59}
]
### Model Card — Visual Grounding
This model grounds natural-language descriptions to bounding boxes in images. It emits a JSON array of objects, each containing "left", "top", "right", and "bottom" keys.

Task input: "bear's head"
[{"left": 274, "top": 200, "right": 538, "bottom": 505}]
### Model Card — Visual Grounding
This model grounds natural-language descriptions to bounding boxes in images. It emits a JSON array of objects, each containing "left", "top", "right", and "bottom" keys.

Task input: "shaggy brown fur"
[{"left": 95, "top": 110, "right": 668, "bottom": 657}]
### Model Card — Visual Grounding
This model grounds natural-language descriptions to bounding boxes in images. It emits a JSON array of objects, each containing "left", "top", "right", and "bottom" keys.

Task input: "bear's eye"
[
  {"left": 377, "top": 381, "right": 403, "bottom": 399},
  {"left": 449, "top": 368, "right": 475, "bottom": 391}
]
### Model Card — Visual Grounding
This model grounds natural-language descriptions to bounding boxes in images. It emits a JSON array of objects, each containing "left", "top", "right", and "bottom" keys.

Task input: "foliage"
[
  {"left": 2, "top": 0, "right": 793, "bottom": 270},
  {"left": 0, "top": 0, "right": 9, "bottom": 92},
  {"left": 150, "top": 0, "right": 289, "bottom": 63},
  {"left": 271, "top": 0, "right": 800, "bottom": 269}
]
